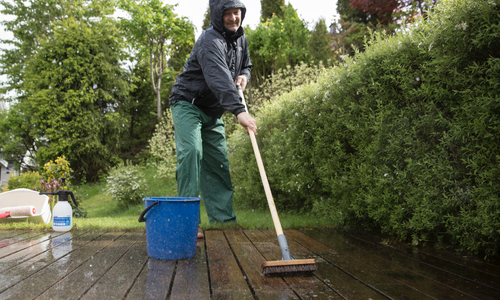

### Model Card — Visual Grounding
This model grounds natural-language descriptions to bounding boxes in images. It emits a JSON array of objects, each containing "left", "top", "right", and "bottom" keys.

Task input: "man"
[{"left": 169, "top": 0, "right": 257, "bottom": 224}]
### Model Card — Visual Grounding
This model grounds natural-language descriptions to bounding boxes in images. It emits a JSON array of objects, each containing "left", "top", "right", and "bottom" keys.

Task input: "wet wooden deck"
[{"left": 0, "top": 228, "right": 499, "bottom": 299}]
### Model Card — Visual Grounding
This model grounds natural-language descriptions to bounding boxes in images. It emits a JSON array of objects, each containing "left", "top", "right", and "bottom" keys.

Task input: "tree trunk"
[
  {"left": 150, "top": 49, "right": 163, "bottom": 120},
  {"left": 156, "top": 88, "right": 162, "bottom": 119}
]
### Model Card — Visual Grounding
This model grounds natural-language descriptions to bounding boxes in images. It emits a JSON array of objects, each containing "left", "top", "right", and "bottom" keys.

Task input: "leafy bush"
[
  {"left": 41, "top": 156, "right": 73, "bottom": 184},
  {"left": 105, "top": 160, "right": 146, "bottom": 207},
  {"left": 39, "top": 156, "right": 86, "bottom": 216},
  {"left": 228, "top": 0, "right": 500, "bottom": 258},
  {"left": 249, "top": 61, "right": 330, "bottom": 114},
  {"left": 224, "top": 61, "right": 329, "bottom": 138},
  {"left": 5, "top": 171, "right": 42, "bottom": 191},
  {"left": 147, "top": 108, "right": 176, "bottom": 180}
]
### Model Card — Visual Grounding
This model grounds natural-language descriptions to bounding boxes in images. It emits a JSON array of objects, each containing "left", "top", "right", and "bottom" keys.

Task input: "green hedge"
[
  {"left": 6, "top": 171, "right": 42, "bottom": 191},
  {"left": 228, "top": 0, "right": 500, "bottom": 258}
]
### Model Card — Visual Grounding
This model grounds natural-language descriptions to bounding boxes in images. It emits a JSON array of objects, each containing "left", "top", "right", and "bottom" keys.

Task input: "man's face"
[{"left": 223, "top": 8, "right": 241, "bottom": 32}]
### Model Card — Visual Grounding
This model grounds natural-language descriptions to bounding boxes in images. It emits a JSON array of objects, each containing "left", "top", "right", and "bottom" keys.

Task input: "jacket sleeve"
[{"left": 197, "top": 37, "right": 246, "bottom": 116}]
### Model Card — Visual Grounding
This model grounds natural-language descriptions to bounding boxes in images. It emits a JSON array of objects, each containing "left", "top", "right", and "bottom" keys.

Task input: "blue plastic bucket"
[{"left": 140, "top": 197, "right": 200, "bottom": 260}]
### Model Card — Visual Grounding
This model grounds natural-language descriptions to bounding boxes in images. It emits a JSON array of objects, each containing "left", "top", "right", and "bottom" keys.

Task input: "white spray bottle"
[{"left": 39, "top": 177, "right": 77, "bottom": 231}]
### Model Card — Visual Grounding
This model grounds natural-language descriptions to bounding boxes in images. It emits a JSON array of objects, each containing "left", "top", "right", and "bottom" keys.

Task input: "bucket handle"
[{"left": 138, "top": 201, "right": 159, "bottom": 223}]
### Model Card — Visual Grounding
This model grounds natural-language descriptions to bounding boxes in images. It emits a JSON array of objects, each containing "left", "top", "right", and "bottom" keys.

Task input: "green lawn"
[
  {"left": 73, "top": 180, "right": 332, "bottom": 230},
  {"left": 0, "top": 168, "right": 332, "bottom": 231}
]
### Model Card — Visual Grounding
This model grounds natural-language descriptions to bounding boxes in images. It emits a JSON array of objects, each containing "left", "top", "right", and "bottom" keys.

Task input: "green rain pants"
[{"left": 171, "top": 101, "right": 236, "bottom": 224}]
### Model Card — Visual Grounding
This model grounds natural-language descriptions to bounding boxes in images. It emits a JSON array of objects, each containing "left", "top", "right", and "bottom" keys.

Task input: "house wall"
[{"left": 0, "top": 162, "right": 17, "bottom": 188}]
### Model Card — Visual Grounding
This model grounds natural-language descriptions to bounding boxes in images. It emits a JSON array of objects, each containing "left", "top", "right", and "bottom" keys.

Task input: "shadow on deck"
[{"left": 0, "top": 228, "right": 499, "bottom": 299}]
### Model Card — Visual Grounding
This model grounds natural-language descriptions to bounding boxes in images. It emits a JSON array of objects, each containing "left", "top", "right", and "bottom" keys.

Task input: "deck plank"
[
  {"left": 123, "top": 257, "right": 153, "bottom": 300},
  {"left": 0, "top": 231, "right": 106, "bottom": 294},
  {"left": 0, "top": 230, "right": 31, "bottom": 244},
  {"left": 0, "top": 230, "right": 19, "bottom": 239},
  {"left": 352, "top": 230, "right": 500, "bottom": 289},
  {"left": 244, "top": 230, "right": 344, "bottom": 300},
  {"left": 0, "top": 231, "right": 87, "bottom": 271},
  {"left": 126, "top": 257, "right": 175, "bottom": 300},
  {"left": 293, "top": 229, "right": 432, "bottom": 300},
  {"left": 280, "top": 229, "right": 391, "bottom": 300},
  {"left": 304, "top": 229, "right": 479, "bottom": 300},
  {"left": 0, "top": 231, "right": 113, "bottom": 299},
  {"left": 354, "top": 230, "right": 500, "bottom": 275},
  {"left": 224, "top": 230, "right": 299, "bottom": 300},
  {"left": 169, "top": 239, "right": 211, "bottom": 300},
  {"left": 332, "top": 229, "right": 500, "bottom": 300},
  {"left": 205, "top": 230, "right": 254, "bottom": 300},
  {"left": 0, "top": 228, "right": 498, "bottom": 299},
  {"left": 36, "top": 232, "right": 143, "bottom": 300},
  {"left": 79, "top": 233, "right": 147, "bottom": 300},
  {"left": 0, "top": 232, "right": 63, "bottom": 258}
]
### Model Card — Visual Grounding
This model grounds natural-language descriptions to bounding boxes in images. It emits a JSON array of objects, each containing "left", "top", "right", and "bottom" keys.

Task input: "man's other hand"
[{"left": 235, "top": 75, "right": 248, "bottom": 91}]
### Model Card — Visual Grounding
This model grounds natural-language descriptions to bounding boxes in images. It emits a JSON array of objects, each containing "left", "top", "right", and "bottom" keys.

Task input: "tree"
[
  {"left": 336, "top": 0, "right": 436, "bottom": 57},
  {"left": 329, "top": 19, "right": 350, "bottom": 62},
  {"left": 337, "top": 0, "right": 371, "bottom": 24},
  {"left": 282, "top": 4, "right": 310, "bottom": 67},
  {"left": 0, "top": 0, "right": 114, "bottom": 97},
  {"left": 394, "top": 0, "right": 437, "bottom": 23},
  {"left": 120, "top": 59, "right": 158, "bottom": 160},
  {"left": 119, "top": 0, "right": 194, "bottom": 120},
  {"left": 247, "top": 15, "right": 288, "bottom": 87},
  {"left": 168, "top": 28, "right": 196, "bottom": 74},
  {"left": 350, "top": 0, "right": 399, "bottom": 25},
  {"left": 260, "top": 0, "right": 285, "bottom": 22},
  {"left": 0, "top": 103, "right": 37, "bottom": 170},
  {"left": 247, "top": 4, "right": 309, "bottom": 87},
  {"left": 349, "top": 0, "right": 434, "bottom": 26},
  {"left": 22, "top": 17, "right": 130, "bottom": 181},
  {"left": 336, "top": 0, "right": 375, "bottom": 56},
  {"left": 0, "top": 0, "right": 118, "bottom": 174},
  {"left": 308, "top": 19, "right": 332, "bottom": 65},
  {"left": 202, "top": 6, "right": 211, "bottom": 31}
]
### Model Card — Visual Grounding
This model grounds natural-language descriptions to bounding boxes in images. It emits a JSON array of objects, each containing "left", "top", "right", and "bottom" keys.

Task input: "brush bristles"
[{"left": 262, "top": 262, "right": 317, "bottom": 275}]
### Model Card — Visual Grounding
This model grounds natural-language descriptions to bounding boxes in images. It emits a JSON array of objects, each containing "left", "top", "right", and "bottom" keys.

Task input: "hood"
[{"left": 209, "top": 0, "right": 246, "bottom": 33}]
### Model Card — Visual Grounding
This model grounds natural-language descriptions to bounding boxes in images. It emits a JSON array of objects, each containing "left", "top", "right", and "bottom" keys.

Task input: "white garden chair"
[{"left": 0, "top": 188, "right": 51, "bottom": 224}]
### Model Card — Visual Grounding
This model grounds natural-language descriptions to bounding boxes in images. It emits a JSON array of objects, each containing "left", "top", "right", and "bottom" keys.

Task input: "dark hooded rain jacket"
[{"left": 169, "top": 0, "right": 252, "bottom": 118}]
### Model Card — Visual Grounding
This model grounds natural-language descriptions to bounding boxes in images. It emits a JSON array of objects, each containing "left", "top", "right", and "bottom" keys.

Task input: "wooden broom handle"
[{"left": 237, "top": 86, "right": 284, "bottom": 236}]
